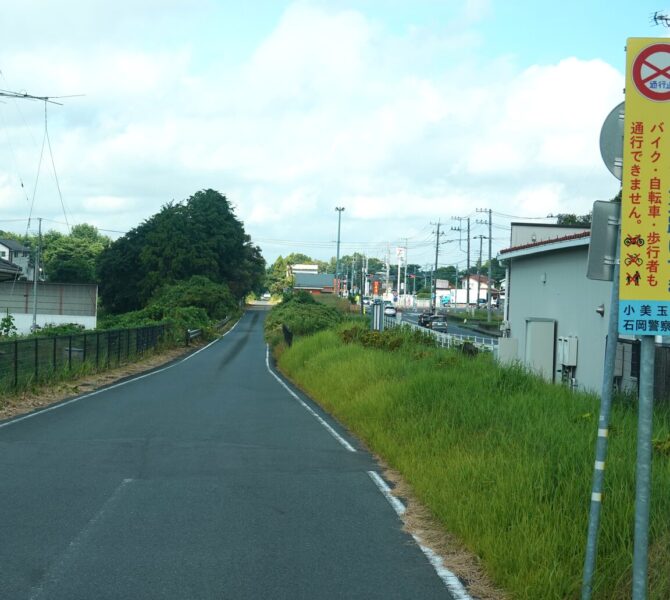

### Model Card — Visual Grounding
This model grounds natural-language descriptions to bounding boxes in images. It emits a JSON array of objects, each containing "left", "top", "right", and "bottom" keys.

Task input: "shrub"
[
  {"left": 150, "top": 275, "right": 236, "bottom": 320},
  {"left": 265, "top": 292, "right": 343, "bottom": 344}
]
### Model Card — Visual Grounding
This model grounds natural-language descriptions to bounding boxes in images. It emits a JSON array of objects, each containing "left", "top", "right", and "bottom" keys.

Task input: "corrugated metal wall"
[{"left": 0, "top": 282, "right": 97, "bottom": 316}]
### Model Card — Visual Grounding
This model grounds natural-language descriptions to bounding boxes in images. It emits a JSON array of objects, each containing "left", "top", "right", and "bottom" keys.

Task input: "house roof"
[
  {"left": 0, "top": 257, "right": 22, "bottom": 281},
  {"left": 498, "top": 230, "right": 590, "bottom": 260},
  {"left": 294, "top": 273, "right": 334, "bottom": 289},
  {"left": 0, "top": 238, "right": 30, "bottom": 252},
  {"left": 461, "top": 274, "right": 491, "bottom": 283}
]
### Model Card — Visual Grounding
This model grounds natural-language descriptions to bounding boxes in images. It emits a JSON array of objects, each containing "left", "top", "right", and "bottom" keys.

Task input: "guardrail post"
[{"left": 14, "top": 338, "right": 18, "bottom": 387}]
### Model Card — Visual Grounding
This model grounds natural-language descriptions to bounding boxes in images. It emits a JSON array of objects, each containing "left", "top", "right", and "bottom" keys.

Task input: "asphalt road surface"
[
  {"left": 401, "top": 312, "right": 496, "bottom": 340},
  {"left": 0, "top": 309, "right": 456, "bottom": 600}
]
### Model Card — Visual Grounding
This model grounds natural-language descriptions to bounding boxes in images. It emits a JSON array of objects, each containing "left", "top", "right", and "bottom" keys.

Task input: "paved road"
[
  {"left": 401, "top": 312, "right": 496, "bottom": 340},
  {"left": 0, "top": 309, "right": 455, "bottom": 600}
]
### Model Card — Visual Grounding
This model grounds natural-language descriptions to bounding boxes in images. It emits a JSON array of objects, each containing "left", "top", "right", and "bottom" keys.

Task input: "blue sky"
[{"left": 0, "top": 1, "right": 668, "bottom": 270}]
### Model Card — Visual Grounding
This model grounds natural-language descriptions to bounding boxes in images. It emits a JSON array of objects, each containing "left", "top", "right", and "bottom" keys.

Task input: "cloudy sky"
[{"left": 0, "top": 1, "right": 664, "bottom": 270}]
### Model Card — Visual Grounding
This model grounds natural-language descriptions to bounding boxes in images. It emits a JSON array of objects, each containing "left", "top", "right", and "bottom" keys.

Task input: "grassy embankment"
[{"left": 275, "top": 322, "right": 670, "bottom": 599}]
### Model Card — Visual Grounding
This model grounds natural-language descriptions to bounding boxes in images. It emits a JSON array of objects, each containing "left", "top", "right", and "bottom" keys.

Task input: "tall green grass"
[{"left": 277, "top": 327, "right": 670, "bottom": 599}]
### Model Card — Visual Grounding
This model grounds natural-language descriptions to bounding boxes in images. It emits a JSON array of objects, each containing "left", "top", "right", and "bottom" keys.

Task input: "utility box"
[{"left": 557, "top": 336, "right": 578, "bottom": 367}]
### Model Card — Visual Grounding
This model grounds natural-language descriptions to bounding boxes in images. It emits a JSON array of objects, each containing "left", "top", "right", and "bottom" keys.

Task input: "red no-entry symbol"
[{"left": 632, "top": 43, "right": 670, "bottom": 101}]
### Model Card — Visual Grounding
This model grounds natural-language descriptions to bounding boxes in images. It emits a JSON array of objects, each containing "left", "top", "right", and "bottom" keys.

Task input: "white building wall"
[
  {"left": 506, "top": 245, "right": 612, "bottom": 393},
  {"left": 12, "top": 314, "right": 97, "bottom": 335}
]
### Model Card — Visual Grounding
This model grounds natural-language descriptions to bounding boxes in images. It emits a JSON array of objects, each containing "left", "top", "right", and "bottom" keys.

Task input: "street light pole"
[{"left": 335, "top": 207, "right": 345, "bottom": 296}]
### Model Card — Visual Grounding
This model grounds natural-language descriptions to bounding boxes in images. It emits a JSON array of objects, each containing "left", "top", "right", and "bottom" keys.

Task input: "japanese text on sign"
[{"left": 619, "top": 38, "right": 670, "bottom": 336}]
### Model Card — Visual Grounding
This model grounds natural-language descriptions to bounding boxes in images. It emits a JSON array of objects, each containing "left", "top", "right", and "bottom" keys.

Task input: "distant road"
[
  {"left": 401, "top": 311, "right": 497, "bottom": 340},
  {"left": 0, "top": 309, "right": 455, "bottom": 600}
]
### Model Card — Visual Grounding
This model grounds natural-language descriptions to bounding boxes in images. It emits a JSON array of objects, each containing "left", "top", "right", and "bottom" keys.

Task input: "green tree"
[
  {"left": 555, "top": 213, "right": 592, "bottom": 227},
  {"left": 265, "top": 256, "right": 293, "bottom": 296},
  {"left": 42, "top": 231, "right": 108, "bottom": 283},
  {"left": 97, "top": 189, "right": 264, "bottom": 313}
]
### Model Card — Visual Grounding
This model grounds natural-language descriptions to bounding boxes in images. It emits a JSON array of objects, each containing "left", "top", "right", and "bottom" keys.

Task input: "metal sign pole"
[
  {"left": 581, "top": 222, "right": 620, "bottom": 600},
  {"left": 632, "top": 335, "right": 655, "bottom": 599}
]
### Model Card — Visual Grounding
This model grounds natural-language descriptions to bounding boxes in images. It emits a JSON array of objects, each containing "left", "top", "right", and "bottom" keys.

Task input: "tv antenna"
[
  {"left": 0, "top": 88, "right": 84, "bottom": 105},
  {"left": 651, "top": 11, "right": 670, "bottom": 27}
]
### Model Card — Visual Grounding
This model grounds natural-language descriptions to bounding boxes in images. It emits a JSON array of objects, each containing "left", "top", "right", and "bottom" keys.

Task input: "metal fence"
[
  {"left": 383, "top": 316, "right": 498, "bottom": 353},
  {"left": 0, "top": 324, "right": 167, "bottom": 390}
]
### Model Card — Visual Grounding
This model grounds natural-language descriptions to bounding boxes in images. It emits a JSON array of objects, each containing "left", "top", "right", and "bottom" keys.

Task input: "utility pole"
[
  {"left": 431, "top": 221, "right": 441, "bottom": 312},
  {"left": 474, "top": 234, "right": 487, "bottom": 309},
  {"left": 335, "top": 207, "right": 345, "bottom": 296},
  {"left": 476, "top": 208, "right": 494, "bottom": 322},
  {"left": 403, "top": 238, "right": 408, "bottom": 308},
  {"left": 385, "top": 244, "right": 390, "bottom": 297},
  {"left": 31, "top": 217, "right": 42, "bottom": 332},
  {"left": 452, "top": 216, "right": 471, "bottom": 306},
  {"left": 396, "top": 248, "right": 402, "bottom": 303}
]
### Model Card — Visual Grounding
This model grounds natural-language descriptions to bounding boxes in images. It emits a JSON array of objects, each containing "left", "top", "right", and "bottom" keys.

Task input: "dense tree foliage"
[
  {"left": 151, "top": 276, "right": 236, "bottom": 321},
  {"left": 41, "top": 225, "right": 110, "bottom": 283},
  {"left": 555, "top": 213, "right": 592, "bottom": 227},
  {"left": 97, "top": 189, "right": 264, "bottom": 314},
  {"left": 1, "top": 224, "right": 110, "bottom": 284}
]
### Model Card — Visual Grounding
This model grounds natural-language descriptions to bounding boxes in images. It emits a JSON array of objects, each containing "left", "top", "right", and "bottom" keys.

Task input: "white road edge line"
[
  {"left": 265, "top": 345, "right": 356, "bottom": 453},
  {"left": 0, "top": 317, "right": 243, "bottom": 430},
  {"left": 367, "top": 471, "right": 473, "bottom": 600}
]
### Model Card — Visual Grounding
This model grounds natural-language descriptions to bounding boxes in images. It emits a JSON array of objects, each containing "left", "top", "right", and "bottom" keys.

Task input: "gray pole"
[
  {"left": 466, "top": 218, "right": 471, "bottom": 307},
  {"left": 581, "top": 223, "right": 621, "bottom": 600},
  {"left": 403, "top": 238, "right": 408, "bottom": 308},
  {"left": 31, "top": 217, "right": 42, "bottom": 332},
  {"left": 335, "top": 207, "right": 344, "bottom": 295},
  {"left": 385, "top": 245, "right": 390, "bottom": 296},
  {"left": 432, "top": 221, "right": 441, "bottom": 313},
  {"left": 396, "top": 249, "right": 401, "bottom": 302},
  {"left": 474, "top": 234, "right": 484, "bottom": 308},
  {"left": 632, "top": 335, "right": 656, "bottom": 600},
  {"left": 487, "top": 209, "right": 493, "bottom": 323}
]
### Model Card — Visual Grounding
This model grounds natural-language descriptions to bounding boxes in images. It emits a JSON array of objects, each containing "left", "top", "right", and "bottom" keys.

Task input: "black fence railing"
[{"left": 0, "top": 324, "right": 167, "bottom": 391}]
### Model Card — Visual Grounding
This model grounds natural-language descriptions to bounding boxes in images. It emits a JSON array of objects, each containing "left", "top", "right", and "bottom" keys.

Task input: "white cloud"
[{"left": 0, "top": 2, "right": 625, "bottom": 266}]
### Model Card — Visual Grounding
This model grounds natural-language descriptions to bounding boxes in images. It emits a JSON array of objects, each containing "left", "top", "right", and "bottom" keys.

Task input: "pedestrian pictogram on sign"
[{"left": 632, "top": 43, "right": 670, "bottom": 101}]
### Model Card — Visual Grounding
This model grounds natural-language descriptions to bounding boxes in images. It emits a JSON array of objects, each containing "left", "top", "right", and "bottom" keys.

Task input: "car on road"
[
  {"left": 383, "top": 301, "right": 397, "bottom": 317},
  {"left": 429, "top": 315, "right": 448, "bottom": 332},
  {"left": 418, "top": 312, "right": 432, "bottom": 327}
]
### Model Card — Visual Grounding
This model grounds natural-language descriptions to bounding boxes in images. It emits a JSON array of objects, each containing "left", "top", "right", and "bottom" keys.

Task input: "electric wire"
[{"left": 44, "top": 102, "right": 70, "bottom": 232}]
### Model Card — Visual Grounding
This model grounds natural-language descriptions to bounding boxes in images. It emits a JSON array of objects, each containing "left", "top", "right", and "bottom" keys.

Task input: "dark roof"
[
  {"left": 0, "top": 257, "right": 22, "bottom": 281},
  {"left": 294, "top": 273, "right": 334, "bottom": 289},
  {"left": 499, "top": 231, "right": 590, "bottom": 255},
  {"left": 0, "top": 238, "right": 30, "bottom": 252}
]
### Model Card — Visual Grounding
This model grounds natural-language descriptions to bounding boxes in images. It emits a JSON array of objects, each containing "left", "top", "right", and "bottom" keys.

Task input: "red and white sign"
[{"left": 632, "top": 42, "right": 670, "bottom": 101}]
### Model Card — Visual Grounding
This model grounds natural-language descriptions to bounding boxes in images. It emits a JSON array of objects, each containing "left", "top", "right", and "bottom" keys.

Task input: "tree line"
[
  {"left": 2, "top": 189, "right": 265, "bottom": 318},
  {"left": 265, "top": 251, "right": 506, "bottom": 296}
]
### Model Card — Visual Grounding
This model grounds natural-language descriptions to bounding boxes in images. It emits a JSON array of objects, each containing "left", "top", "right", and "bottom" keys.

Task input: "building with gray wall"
[
  {"left": 0, "top": 282, "right": 97, "bottom": 334},
  {"left": 498, "top": 224, "right": 641, "bottom": 395}
]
